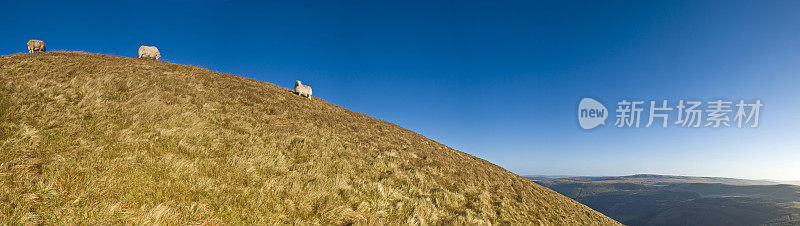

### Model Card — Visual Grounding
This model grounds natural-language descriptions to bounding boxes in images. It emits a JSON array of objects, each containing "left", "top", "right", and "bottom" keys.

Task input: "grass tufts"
[{"left": 0, "top": 52, "right": 619, "bottom": 225}]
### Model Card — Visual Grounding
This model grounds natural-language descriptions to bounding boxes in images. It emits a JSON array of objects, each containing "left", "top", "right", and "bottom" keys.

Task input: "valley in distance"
[{"left": 527, "top": 174, "right": 800, "bottom": 225}]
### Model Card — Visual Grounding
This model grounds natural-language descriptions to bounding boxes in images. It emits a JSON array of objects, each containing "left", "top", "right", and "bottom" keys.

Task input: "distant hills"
[
  {"left": 777, "top": 180, "right": 800, "bottom": 186},
  {"left": 527, "top": 174, "right": 800, "bottom": 225},
  {"left": 527, "top": 174, "right": 781, "bottom": 186}
]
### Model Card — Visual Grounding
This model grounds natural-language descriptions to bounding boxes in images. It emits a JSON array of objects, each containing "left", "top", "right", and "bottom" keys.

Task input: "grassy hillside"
[{"left": 0, "top": 52, "right": 619, "bottom": 224}]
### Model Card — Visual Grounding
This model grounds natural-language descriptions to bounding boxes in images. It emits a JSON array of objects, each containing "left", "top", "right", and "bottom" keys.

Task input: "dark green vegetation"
[
  {"left": 0, "top": 52, "right": 619, "bottom": 224},
  {"left": 529, "top": 175, "right": 800, "bottom": 226}
]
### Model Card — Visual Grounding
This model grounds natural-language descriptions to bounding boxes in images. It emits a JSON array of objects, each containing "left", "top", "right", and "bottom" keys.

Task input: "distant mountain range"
[
  {"left": 526, "top": 174, "right": 788, "bottom": 186},
  {"left": 527, "top": 174, "right": 800, "bottom": 226},
  {"left": 777, "top": 180, "right": 800, "bottom": 186}
]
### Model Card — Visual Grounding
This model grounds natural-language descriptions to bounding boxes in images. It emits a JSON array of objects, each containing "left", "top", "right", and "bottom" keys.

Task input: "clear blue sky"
[{"left": 2, "top": 0, "right": 799, "bottom": 181}]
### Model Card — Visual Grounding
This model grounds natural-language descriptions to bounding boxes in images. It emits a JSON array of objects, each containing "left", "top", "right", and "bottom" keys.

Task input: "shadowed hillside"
[{"left": 0, "top": 52, "right": 619, "bottom": 224}]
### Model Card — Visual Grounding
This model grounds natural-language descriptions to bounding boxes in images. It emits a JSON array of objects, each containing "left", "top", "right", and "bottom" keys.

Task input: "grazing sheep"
[
  {"left": 294, "top": 80, "right": 313, "bottom": 98},
  {"left": 27, "top": 40, "right": 46, "bottom": 53},
  {"left": 138, "top": 45, "right": 161, "bottom": 60}
]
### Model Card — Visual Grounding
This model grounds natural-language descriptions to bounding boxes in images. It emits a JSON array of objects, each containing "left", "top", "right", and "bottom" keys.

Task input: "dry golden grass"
[{"left": 0, "top": 52, "right": 620, "bottom": 225}]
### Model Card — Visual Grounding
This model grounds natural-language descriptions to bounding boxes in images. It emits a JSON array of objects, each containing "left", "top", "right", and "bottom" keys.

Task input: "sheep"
[
  {"left": 138, "top": 45, "right": 161, "bottom": 60},
  {"left": 294, "top": 80, "right": 313, "bottom": 98},
  {"left": 27, "top": 40, "right": 46, "bottom": 53}
]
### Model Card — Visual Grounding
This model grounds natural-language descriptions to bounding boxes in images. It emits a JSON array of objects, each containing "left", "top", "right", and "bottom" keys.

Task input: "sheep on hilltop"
[
  {"left": 294, "top": 80, "right": 313, "bottom": 98},
  {"left": 27, "top": 40, "right": 46, "bottom": 53},
  {"left": 138, "top": 45, "right": 161, "bottom": 60}
]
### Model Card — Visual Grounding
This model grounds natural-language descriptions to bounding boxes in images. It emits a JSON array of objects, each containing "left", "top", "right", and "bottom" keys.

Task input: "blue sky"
[{"left": 2, "top": 0, "right": 799, "bottom": 180}]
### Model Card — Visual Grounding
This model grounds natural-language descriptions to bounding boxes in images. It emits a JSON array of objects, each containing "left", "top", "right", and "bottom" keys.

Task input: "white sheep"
[
  {"left": 294, "top": 80, "right": 313, "bottom": 98},
  {"left": 138, "top": 45, "right": 161, "bottom": 60},
  {"left": 27, "top": 40, "right": 46, "bottom": 53}
]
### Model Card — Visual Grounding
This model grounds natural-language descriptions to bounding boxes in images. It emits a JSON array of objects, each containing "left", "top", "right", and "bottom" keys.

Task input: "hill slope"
[{"left": 0, "top": 52, "right": 618, "bottom": 224}]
